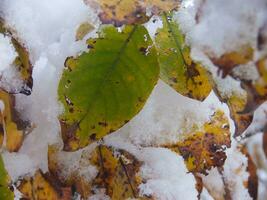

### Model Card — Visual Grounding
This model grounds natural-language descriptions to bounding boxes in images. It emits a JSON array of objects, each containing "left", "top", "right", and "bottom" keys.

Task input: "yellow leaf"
[
  {"left": 75, "top": 22, "right": 94, "bottom": 41},
  {"left": 155, "top": 12, "right": 212, "bottom": 101},
  {"left": 210, "top": 45, "right": 254, "bottom": 77},
  {"left": 18, "top": 170, "right": 71, "bottom": 200},
  {"left": 0, "top": 18, "right": 33, "bottom": 95},
  {"left": 165, "top": 110, "right": 231, "bottom": 174},
  {"left": 0, "top": 90, "right": 31, "bottom": 152},
  {"left": 48, "top": 145, "right": 148, "bottom": 199},
  {"left": 97, "top": 0, "right": 180, "bottom": 26}
]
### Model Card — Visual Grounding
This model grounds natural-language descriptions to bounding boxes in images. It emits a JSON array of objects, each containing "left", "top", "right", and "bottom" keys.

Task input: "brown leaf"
[
  {"left": 241, "top": 146, "right": 258, "bottom": 200},
  {"left": 210, "top": 45, "right": 254, "bottom": 78},
  {"left": 194, "top": 173, "right": 203, "bottom": 200},
  {"left": 48, "top": 145, "right": 149, "bottom": 199},
  {"left": 17, "top": 170, "right": 71, "bottom": 200},
  {"left": 165, "top": 110, "right": 231, "bottom": 174},
  {"left": 97, "top": 0, "right": 180, "bottom": 26},
  {"left": 213, "top": 85, "right": 253, "bottom": 137},
  {"left": 240, "top": 56, "right": 267, "bottom": 113}
]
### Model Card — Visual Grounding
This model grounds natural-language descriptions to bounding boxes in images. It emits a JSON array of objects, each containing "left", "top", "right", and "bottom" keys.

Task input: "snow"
[
  {"left": 223, "top": 145, "right": 252, "bottom": 200},
  {"left": 175, "top": 0, "right": 267, "bottom": 58},
  {"left": 137, "top": 148, "right": 197, "bottom": 200},
  {"left": 0, "top": 0, "right": 98, "bottom": 181},
  {"left": 0, "top": 34, "right": 17, "bottom": 72},
  {"left": 0, "top": 0, "right": 266, "bottom": 199},
  {"left": 105, "top": 81, "right": 230, "bottom": 147}
]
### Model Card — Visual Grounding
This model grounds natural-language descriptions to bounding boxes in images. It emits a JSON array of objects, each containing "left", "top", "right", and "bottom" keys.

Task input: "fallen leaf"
[
  {"left": 97, "top": 0, "right": 180, "bottom": 26},
  {"left": 17, "top": 170, "right": 71, "bottom": 200},
  {"left": 155, "top": 12, "right": 212, "bottom": 101},
  {"left": 48, "top": 145, "right": 148, "bottom": 199},
  {"left": 0, "top": 18, "right": 33, "bottom": 95},
  {"left": 165, "top": 110, "right": 231, "bottom": 174},
  {"left": 58, "top": 25, "right": 159, "bottom": 151},
  {"left": 0, "top": 89, "right": 31, "bottom": 152},
  {"left": 241, "top": 146, "right": 258, "bottom": 200},
  {"left": 75, "top": 22, "right": 94, "bottom": 41},
  {"left": 210, "top": 45, "right": 254, "bottom": 78}
]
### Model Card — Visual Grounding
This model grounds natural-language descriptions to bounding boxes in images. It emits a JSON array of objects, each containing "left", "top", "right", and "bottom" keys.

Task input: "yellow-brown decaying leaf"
[
  {"left": 97, "top": 0, "right": 180, "bottom": 26},
  {"left": 75, "top": 22, "right": 94, "bottom": 41},
  {"left": 240, "top": 56, "right": 267, "bottom": 113},
  {"left": 48, "top": 145, "right": 148, "bottom": 199},
  {"left": 194, "top": 174, "right": 203, "bottom": 200},
  {"left": 155, "top": 12, "right": 213, "bottom": 101},
  {"left": 165, "top": 110, "right": 231, "bottom": 174},
  {"left": 241, "top": 146, "right": 258, "bottom": 200},
  {"left": 0, "top": 18, "right": 33, "bottom": 95},
  {"left": 0, "top": 90, "right": 31, "bottom": 152},
  {"left": 17, "top": 170, "right": 71, "bottom": 200},
  {"left": 210, "top": 45, "right": 254, "bottom": 78},
  {"left": 226, "top": 94, "right": 253, "bottom": 137}
]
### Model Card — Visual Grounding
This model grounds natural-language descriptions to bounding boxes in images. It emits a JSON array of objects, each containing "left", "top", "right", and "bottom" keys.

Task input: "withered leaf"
[
  {"left": 155, "top": 12, "right": 213, "bottom": 101},
  {"left": 241, "top": 56, "right": 267, "bottom": 113},
  {"left": 75, "top": 22, "right": 94, "bottom": 41},
  {"left": 241, "top": 146, "right": 258, "bottom": 200},
  {"left": 97, "top": 0, "right": 180, "bottom": 27},
  {"left": 0, "top": 89, "right": 31, "bottom": 152},
  {"left": 17, "top": 170, "right": 71, "bottom": 200},
  {"left": 0, "top": 18, "right": 33, "bottom": 95},
  {"left": 48, "top": 145, "right": 148, "bottom": 199},
  {"left": 210, "top": 45, "right": 254, "bottom": 78},
  {"left": 165, "top": 110, "right": 231, "bottom": 174}
]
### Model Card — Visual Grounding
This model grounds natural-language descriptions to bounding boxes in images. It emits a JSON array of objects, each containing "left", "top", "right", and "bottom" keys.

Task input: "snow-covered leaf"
[
  {"left": 97, "top": 0, "right": 180, "bottom": 27},
  {"left": 48, "top": 145, "right": 149, "bottom": 199},
  {"left": 0, "top": 89, "right": 31, "bottom": 152},
  {"left": 210, "top": 45, "right": 254, "bottom": 78},
  {"left": 75, "top": 22, "right": 94, "bottom": 41},
  {"left": 165, "top": 110, "right": 231, "bottom": 174},
  {"left": 58, "top": 25, "right": 159, "bottom": 151},
  {"left": 155, "top": 12, "right": 212, "bottom": 101},
  {"left": 221, "top": 93, "right": 253, "bottom": 137},
  {"left": 0, "top": 18, "right": 33, "bottom": 95},
  {"left": 17, "top": 170, "right": 71, "bottom": 200}
]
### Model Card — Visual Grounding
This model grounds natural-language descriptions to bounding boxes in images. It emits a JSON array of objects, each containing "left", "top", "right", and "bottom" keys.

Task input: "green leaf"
[
  {"left": 155, "top": 12, "right": 212, "bottom": 101},
  {"left": 0, "top": 155, "right": 14, "bottom": 200},
  {"left": 58, "top": 25, "right": 159, "bottom": 151}
]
